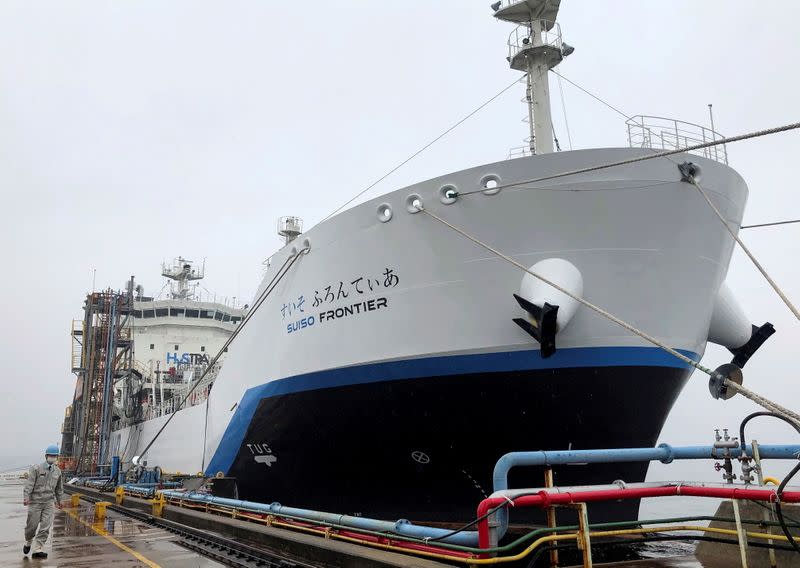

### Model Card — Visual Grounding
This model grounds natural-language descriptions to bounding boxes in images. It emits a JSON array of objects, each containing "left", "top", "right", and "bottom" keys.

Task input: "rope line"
[
  {"left": 555, "top": 71, "right": 573, "bottom": 151},
  {"left": 725, "top": 382, "right": 800, "bottom": 426},
  {"left": 458, "top": 121, "right": 800, "bottom": 197},
  {"left": 742, "top": 219, "right": 800, "bottom": 229},
  {"left": 688, "top": 179, "right": 800, "bottom": 320},
  {"left": 416, "top": 205, "right": 800, "bottom": 423},
  {"left": 136, "top": 250, "right": 307, "bottom": 461},
  {"left": 320, "top": 74, "right": 525, "bottom": 223},
  {"left": 532, "top": 71, "right": 800, "bottom": 321},
  {"left": 415, "top": 205, "right": 714, "bottom": 376}
]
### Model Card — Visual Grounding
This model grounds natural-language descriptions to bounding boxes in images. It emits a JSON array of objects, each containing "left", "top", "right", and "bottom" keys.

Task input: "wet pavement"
[{"left": 0, "top": 481, "right": 223, "bottom": 567}]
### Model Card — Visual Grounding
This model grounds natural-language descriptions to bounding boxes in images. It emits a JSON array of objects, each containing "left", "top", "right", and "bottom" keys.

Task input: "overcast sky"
[{"left": 1, "top": 0, "right": 799, "bottom": 508}]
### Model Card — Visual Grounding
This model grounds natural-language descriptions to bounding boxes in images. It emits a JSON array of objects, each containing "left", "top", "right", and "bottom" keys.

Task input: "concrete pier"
[{"left": 0, "top": 480, "right": 223, "bottom": 566}]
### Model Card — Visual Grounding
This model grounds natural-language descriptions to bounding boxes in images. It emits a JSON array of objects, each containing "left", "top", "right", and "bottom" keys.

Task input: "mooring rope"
[
  {"left": 415, "top": 205, "right": 712, "bottom": 375},
  {"left": 416, "top": 204, "right": 800, "bottom": 424},
  {"left": 687, "top": 178, "right": 800, "bottom": 320},
  {"left": 137, "top": 248, "right": 307, "bottom": 462}
]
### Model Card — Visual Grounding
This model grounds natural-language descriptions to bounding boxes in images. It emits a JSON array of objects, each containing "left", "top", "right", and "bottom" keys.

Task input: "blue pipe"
[
  {"left": 161, "top": 443, "right": 800, "bottom": 549},
  {"left": 110, "top": 456, "right": 120, "bottom": 486},
  {"left": 160, "top": 490, "right": 477, "bottom": 547},
  {"left": 486, "top": 443, "right": 800, "bottom": 547},
  {"left": 493, "top": 443, "right": 800, "bottom": 492},
  {"left": 121, "top": 482, "right": 181, "bottom": 488}
]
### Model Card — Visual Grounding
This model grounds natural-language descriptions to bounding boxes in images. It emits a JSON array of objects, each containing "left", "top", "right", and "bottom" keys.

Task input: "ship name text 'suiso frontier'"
[{"left": 286, "top": 297, "right": 389, "bottom": 334}]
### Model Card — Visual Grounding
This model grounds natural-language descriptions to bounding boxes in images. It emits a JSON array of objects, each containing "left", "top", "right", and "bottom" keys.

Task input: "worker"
[{"left": 23, "top": 444, "right": 64, "bottom": 559}]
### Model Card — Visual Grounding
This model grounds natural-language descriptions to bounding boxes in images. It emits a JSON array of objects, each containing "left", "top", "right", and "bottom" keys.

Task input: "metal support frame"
[
  {"left": 573, "top": 502, "right": 593, "bottom": 568},
  {"left": 544, "top": 468, "right": 559, "bottom": 567},
  {"left": 68, "top": 285, "right": 134, "bottom": 475},
  {"left": 752, "top": 441, "right": 778, "bottom": 568},
  {"left": 732, "top": 499, "right": 750, "bottom": 567}
]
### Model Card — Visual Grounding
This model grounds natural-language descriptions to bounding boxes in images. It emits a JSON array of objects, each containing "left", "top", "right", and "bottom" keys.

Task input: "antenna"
[
  {"left": 161, "top": 257, "right": 205, "bottom": 300},
  {"left": 277, "top": 216, "right": 303, "bottom": 245}
]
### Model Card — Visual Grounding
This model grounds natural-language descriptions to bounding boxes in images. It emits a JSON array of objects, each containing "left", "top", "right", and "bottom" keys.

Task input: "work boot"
[
  {"left": 31, "top": 551, "right": 47, "bottom": 559},
  {"left": 23, "top": 541, "right": 30, "bottom": 554}
]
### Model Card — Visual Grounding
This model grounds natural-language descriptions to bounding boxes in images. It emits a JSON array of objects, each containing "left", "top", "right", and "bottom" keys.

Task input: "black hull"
[{"left": 225, "top": 364, "right": 690, "bottom": 524}]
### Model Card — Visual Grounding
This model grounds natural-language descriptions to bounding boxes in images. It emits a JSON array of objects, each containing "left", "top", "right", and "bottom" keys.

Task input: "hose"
[
  {"left": 739, "top": 411, "right": 800, "bottom": 452},
  {"left": 775, "top": 461, "right": 800, "bottom": 554},
  {"left": 739, "top": 411, "right": 800, "bottom": 554}
]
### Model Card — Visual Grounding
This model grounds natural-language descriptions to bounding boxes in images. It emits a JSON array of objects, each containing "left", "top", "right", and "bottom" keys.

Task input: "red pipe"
[
  {"left": 269, "top": 515, "right": 475, "bottom": 558},
  {"left": 476, "top": 485, "right": 800, "bottom": 548}
]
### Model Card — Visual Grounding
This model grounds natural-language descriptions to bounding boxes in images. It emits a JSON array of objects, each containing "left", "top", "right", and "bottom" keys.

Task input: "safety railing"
[
  {"left": 507, "top": 20, "right": 562, "bottom": 64},
  {"left": 70, "top": 319, "right": 84, "bottom": 372},
  {"left": 626, "top": 115, "right": 728, "bottom": 164}
]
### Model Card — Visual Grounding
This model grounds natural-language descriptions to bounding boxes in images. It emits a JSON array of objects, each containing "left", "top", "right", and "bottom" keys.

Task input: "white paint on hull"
[{"left": 113, "top": 148, "right": 750, "bottom": 474}]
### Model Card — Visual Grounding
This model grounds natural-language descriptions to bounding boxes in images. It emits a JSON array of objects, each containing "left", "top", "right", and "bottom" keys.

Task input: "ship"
[{"left": 63, "top": 0, "right": 775, "bottom": 524}]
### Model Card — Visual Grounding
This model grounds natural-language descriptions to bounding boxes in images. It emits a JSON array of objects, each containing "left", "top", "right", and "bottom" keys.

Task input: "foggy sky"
[{"left": 1, "top": 0, "right": 799, "bottom": 505}]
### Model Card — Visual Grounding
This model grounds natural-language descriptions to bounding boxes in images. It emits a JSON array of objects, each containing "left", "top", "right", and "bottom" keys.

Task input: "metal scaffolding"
[{"left": 61, "top": 281, "right": 135, "bottom": 475}]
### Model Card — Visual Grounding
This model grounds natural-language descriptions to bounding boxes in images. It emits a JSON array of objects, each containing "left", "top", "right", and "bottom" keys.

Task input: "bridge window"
[
  {"left": 133, "top": 310, "right": 142, "bottom": 318},
  {"left": 170, "top": 308, "right": 184, "bottom": 317},
  {"left": 185, "top": 309, "right": 199, "bottom": 318},
  {"left": 222, "top": 313, "right": 231, "bottom": 322},
  {"left": 200, "top": 310, "right": 214, "bottom": 319},
  {"left": 142, "top": 310, "right": 155, "bottom": 318},
  {"left": 214, "top": 311, "right": 223, "bottom": 321},
  {"left": 155, "top": 308, "right": 168, "bottom": 317}
]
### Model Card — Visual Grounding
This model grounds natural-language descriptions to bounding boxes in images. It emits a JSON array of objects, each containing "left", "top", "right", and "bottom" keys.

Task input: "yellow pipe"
[
  {"left": 323, "top": 524, "right": 794, "bottom": 565},
  {"left": 763, "top": 476, "right": 781, "bottom": 486},
  {"left": 160, "top": 498, "right": 795, "bottom": 565}
]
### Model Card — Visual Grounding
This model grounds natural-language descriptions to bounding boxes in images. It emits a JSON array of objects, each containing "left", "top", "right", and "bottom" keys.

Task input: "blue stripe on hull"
[{"left": 205, "top": 346, "right": 700, "bottom": 476}]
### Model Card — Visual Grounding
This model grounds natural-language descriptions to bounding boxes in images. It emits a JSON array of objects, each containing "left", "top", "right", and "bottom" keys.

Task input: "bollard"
[
  {"left": 94, "top": 501, "right": 112, "bottom": 521},
  {"left": 70, "top": 494, "right": 80, "bottom": 508},
  {"left": 115, "top": 486, "right": 125, "bottom": 505},
  {"left": 151, "top": 492, "right": 166, "bottom": 517}
]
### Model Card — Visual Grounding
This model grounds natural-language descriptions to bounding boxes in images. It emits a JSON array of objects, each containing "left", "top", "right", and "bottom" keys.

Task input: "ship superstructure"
[
  {"left": 71, "top": 0, "right": 774, "bottom": 524},
  {"left": 61, "top": 258, "right": 245, "bottom": 475}
]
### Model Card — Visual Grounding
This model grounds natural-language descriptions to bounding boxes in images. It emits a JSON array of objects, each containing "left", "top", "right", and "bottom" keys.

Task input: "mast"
[
  {"left": 492, "top": 0, "right": 573, "bottom": 155},
  {"left": 161, "top": 257, "right": 204, "bottom": 300}
]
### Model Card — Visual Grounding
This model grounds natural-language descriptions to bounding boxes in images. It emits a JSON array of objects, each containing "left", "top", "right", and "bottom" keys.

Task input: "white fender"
[
  {"left": 708, "top": 282, "right": 752, "bottom": 349},
  {"left": 519, "top": 258, "right": 583, "bottom": 332}
]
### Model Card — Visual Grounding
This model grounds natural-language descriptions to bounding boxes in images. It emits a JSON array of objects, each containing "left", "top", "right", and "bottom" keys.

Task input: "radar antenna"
[{"left": 161, "top": 257, "right": 204, "bottom": 300}]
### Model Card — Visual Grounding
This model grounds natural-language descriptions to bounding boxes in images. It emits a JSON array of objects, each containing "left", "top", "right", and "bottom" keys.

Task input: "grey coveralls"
[{"left": 23, "top": 462, "right": 64, "bottom": 553}]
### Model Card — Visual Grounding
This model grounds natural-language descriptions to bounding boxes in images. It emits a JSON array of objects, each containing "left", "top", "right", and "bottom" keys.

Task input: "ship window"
[
  {"left": 185, "top": 309, "right": 199, "bottom": 318},
  {"left": 170, "top": 308, "right": 184, "bottom": 317},
  {"left": 214, "top": 311, "right": 223, "bottom": 321},
  {"left": 142, "top": 310, "right": 155, "bottom": 318},
  {"left": 231, "top": 316, "right": 241, "bottom": 324},
  {"left": 201, "top": 346, "right": 205, "bottom": 352},
  {"left": 155, "top": 308, "right": 168, "bottom": 317},
  {"left": 222, "top": 313, "right": 231, "bottom": 322},
  {"left": 174, "top": 344, "right": 179, "bottom": 350},
  {"left": 133, "top": 310, "right": 142, "bottom": 318},
  {"left": 200, "top": 310, "right": 214, "bottom": 319},
  {"left": 150, "top": 344, "right": 154, "bottom": 350}
]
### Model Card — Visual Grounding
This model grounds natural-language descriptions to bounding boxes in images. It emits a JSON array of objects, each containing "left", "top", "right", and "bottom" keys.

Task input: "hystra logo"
[{"left": 166, "top": 352, "right": 210, "bottom": 365}]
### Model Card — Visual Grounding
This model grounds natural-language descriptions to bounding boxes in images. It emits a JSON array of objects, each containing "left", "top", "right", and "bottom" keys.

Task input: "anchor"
[{"left": 512, "top": 294, "right": 559, "bottom": 358}]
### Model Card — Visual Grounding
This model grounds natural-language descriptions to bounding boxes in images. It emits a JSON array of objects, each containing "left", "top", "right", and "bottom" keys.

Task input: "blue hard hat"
[{"left": 44, "top": 444, "right": 59, "bottom": 456}]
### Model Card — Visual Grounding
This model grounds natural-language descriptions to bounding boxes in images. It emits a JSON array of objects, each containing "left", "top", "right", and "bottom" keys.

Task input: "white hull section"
[{"left": 112, "top": 148, "right": 749, "bottom": 479}]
